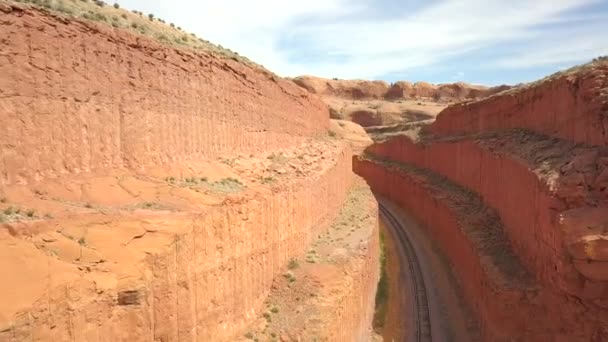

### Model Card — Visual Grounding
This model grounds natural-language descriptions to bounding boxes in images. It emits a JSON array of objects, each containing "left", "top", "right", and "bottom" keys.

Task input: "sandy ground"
[
  {"left": 236, "top": 180, "right": 379, "bottom": 342},
  {"left": 378, "top": 198, "right": 479, "bottom": 342}
]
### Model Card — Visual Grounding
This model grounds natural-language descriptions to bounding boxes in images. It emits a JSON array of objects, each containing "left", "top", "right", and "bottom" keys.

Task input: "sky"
[{"left": 119, "top": 0, "right": 608, "bottom": 85}]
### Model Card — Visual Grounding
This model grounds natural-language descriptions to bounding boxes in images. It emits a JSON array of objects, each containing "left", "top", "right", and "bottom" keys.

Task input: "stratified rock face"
[
  {"left": 0, "top": 4, "right": 379, "bottom": 342},
  {"left": 431, "top": 64, "right": 608, "bottom": 146},
  {"left": 293, "top": 76, "right": 510, "bottom": 102},
  {"left": 0, "top": 4, "right": 329, "bottom": 185},
  {"left": 354, "top": 60, "right": 608, "bottom": 341}
]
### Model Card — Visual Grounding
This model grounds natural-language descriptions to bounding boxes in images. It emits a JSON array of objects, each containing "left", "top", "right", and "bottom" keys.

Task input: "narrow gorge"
[{"left": 1, "top": 1, "right": 607, "bottom": 341}]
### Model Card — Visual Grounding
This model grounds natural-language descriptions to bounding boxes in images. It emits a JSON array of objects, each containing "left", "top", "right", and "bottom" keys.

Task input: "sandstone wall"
[
  {"left": 354, "top": 157, "right": 608, "bottom": 341},
  {"left": 0, "top": 4, "right": 329, "bottom": 185},
  {"left": 430, "top": 64, "right": 608, "bottom": 146},
  {"left": 2, "top": 146, "right": 354, "bottom": 342},
  {"left": 366, "top": 135, "right": 608, "bottom": 300},
  {"left": 0, "top": 4, "right": 374, "bottom": 341}
]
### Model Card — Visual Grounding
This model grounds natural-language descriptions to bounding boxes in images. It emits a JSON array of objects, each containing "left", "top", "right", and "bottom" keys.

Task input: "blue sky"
[{"left": 119, "top": 0, "right": 608, "bottom": 85}]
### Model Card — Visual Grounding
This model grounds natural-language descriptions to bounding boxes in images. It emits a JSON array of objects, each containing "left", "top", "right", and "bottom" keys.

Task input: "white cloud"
[
  {"left": 491, "top": 24, "right": 608, "bottom": 68},
  {"left": 119, "top": 0, "right": 605, "bottom": 80}
]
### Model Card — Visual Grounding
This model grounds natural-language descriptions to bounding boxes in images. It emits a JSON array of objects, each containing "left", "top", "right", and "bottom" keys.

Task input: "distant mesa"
[{"left": 292, "top": 75, "right": 511, "bottom": 102}]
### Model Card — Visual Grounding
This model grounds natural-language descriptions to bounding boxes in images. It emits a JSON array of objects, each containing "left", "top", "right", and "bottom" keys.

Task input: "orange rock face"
[
  {"left": 0, "top": 5, "right": 329, "bottom": 185},
  {"left": 0, "top": 4, "right": 379, "bottom": 342},
  {"left": 431, "top": 65, "right": 608, "bottom": 146},
  {"left": 354, "top": 60, "right": 608, "bottom": 341}
]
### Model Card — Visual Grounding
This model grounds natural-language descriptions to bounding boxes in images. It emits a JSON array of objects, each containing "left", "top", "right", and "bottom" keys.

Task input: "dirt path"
[{"left": 379, "top": 199, "right": 479, "bottom": 342}]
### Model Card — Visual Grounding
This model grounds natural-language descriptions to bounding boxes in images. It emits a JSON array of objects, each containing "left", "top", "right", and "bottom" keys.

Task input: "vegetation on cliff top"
[{"left": 5, "top": 0, "right": 256, "bottom": 66}]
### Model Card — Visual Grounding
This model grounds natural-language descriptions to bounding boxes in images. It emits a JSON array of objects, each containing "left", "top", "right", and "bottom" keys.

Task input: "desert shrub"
[
  {"left": 288, "top": 258, "right": 299, "bottom": 270},
  {"left": 261, "top": 176, "right": 274, "bottom": 184},
  {"left": 113, "top": 2, "right": 119, "bottom": 9},
  {"left": 94, "top": 12, "right": 107, "bottom": 21},
  {"left": 93, "top": 0, "right": 105, "bottom": 7},
  {"left": 54, "top": 2, "right": 74, "bottom": 15},
  {"left": 170, "top": 22, "right": 175, "bottom": 28},
  {"left": 39, "top": 0, "right": 52, "bottom": 9},
  {"left": 593, "top": 56, "right": 608, "bottom": 62},
  {"left": 148, "top": 13, "right": 154, "bottom": 20},
  {"left": 120, "top": 13, "right": 127, "bottom": 19}
]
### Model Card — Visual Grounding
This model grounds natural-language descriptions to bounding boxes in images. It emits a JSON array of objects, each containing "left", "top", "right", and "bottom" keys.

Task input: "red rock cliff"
[
  {"left": 0, "top": 4, "right": 329, "bottom": 185},
  {"left": 355, "top": 59, "right": 608, "bottom": 341},
  {"left": 0, "top": 4, "right": 379, "bottom": 342},
  {"left": 430, "top": 64, "right": 608, "bottom": 146}
]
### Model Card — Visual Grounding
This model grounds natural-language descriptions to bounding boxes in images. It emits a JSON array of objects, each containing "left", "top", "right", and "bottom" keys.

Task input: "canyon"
[
  {"left": 1, "top": 1, "right": 608, "bottom": 342},
  {"left": 292, "top": 76, "right": 510, "bottom": 128},
  {"left": 353, "top": 60, "right": 608, "bottom": 341}
]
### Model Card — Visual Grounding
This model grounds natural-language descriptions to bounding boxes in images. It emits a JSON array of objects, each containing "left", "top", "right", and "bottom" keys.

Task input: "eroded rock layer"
[
  {"left": 431, "top": 64, "right": 608, "bottom": 146},
  {"left": 354, "top": 60, "right": 608, "bottom": 341},
  {"left": 0, "top": 4, "right": 379, "bottom": 341},
  {"left": 0, "top": 4, "right": 328, "bottom": 185}
]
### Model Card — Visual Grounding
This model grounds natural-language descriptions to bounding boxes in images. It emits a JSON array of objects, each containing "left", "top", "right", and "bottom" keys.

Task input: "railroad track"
[{"left": 380, "top": 204, "right": 433, "bottom": 342}]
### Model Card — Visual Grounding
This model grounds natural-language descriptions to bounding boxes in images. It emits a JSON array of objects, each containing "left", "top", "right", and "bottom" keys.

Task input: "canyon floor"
[{"left": 1, "top": 1, "right": 608, "bottom": 341}]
